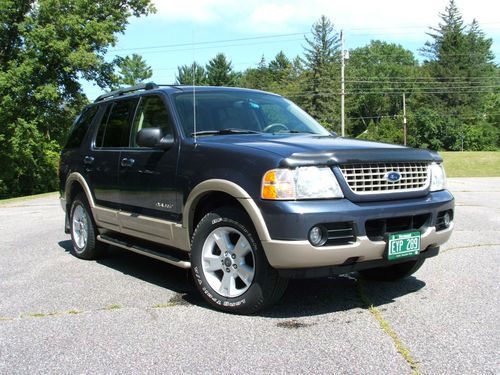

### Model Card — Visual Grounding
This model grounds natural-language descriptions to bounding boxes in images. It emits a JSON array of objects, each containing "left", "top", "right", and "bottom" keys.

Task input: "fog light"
[
  {"left": 308, "top": 226, "right": 327, "bottom": 246},
  {"left": 443, "top": 212, "right": 451, "bottom": 227}
]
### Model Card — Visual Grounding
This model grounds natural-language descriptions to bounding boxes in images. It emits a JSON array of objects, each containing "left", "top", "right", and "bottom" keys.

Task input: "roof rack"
[{"left": 94, "top": 82, "right": 159, "bottom": 102}]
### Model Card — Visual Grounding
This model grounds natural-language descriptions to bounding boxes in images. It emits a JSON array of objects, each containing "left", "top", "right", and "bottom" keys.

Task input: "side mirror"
[{"left": 136, "top": 128, "right": 174, "bottom": 150}]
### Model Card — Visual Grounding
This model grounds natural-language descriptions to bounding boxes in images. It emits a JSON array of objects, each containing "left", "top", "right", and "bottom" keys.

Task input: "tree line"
[
  {"left": 176, "top": 2, "right": 498, "bottom": 152},
  {"left": 0, "top": 0, "right": 498, "bottom": 198}
]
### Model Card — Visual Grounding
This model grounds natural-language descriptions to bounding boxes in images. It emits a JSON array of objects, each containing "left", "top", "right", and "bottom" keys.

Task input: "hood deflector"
[{"left": 279, "top": 148, "right": 442, "bottom": 168}]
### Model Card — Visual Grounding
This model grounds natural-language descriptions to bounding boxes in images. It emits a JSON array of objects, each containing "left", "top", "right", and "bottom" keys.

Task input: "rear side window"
[
  {"left": 95, "top": 99, "right": 137, "bottom": 148},
  {"left": 65, "top": 105, "right": 99, "bottom": 149}
]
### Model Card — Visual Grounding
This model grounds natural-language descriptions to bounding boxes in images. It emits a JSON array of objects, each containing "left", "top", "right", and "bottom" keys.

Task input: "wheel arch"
[
  {"left": 64, "top": 172, "right": 96, "bottom": 210},
  {"left": 184, "top": 179, "right": 271, "bottom": 243}
]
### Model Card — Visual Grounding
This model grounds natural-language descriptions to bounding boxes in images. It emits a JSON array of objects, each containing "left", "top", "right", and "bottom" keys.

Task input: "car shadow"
[
  {"left": 58, "top": 240, "right": 197, "bottom": 296},
  {"left": 58, "top": 240, "right": 426, "bottom": 318}
]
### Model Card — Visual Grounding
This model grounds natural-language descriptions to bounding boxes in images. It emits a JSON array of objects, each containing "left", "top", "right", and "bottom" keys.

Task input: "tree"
[
  {"left": 0, "top": 0, "right": 154, "bottom": 198},
  {"left": 347, "top": 41, "right": 418, "bottom": 136},
  {"left": 269, "top": 51, "right": 292, "bottom": 84},
  {"left": 300, "top": 15, "right": 340, "bottom": 130},
  {"left": 240, "top": 56, "right": 271, "bottom": 90},
  {"left": 417, "top": 0, "right": 497, "bottom": 150},
  {"left": 176, "top": 62, "right": 207, "bottom": 85},
  {"left": 206, "top": 53, "right": 237, "bottom": 86},
  {"left": 112, "top": 53, "right": 152, "bottom": 88}
]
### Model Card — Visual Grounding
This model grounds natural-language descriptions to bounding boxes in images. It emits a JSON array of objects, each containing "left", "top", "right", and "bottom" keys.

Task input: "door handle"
[
  {"left": 83, "top": 156, "right": 94, "bottom": 165},
  {"left": 121, "top": 158, "right": 135, "bottom": 167}
]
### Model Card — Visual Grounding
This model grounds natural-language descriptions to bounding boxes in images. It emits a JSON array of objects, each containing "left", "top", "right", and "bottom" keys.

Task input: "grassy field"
[{"left": 441, "top": 151, "right": 500, "bottom": 177}]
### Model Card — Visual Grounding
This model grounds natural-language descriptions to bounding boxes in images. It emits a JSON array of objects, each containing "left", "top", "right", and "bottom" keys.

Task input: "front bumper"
[
  {"left": 259, "top": 190, "right": 454, "bottom": 269},
  {"left": 262, "top": 224, "right": 453, "bottom": 269}
]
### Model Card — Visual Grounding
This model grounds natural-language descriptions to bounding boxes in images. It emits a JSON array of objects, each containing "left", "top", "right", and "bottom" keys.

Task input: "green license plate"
[{"left": 387, "top": 231, "right": 421, "bottom": 261}]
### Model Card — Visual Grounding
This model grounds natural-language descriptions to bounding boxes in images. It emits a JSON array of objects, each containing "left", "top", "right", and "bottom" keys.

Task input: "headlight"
[
  {"left": 261, "top": 166, "right": 344, "bottom": 200},
  {"left": 430, "top": 163, "right": 447, "bottom": 191}
]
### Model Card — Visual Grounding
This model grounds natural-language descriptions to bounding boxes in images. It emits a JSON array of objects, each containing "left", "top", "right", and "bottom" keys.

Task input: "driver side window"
[{"left": 130, "top": 96, "right": 172, "bottom": 147}]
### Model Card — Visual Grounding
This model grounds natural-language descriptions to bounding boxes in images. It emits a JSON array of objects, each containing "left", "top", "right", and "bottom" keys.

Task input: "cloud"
[{"left": 151, "top": 0, "right": 500, "bottom": 38}]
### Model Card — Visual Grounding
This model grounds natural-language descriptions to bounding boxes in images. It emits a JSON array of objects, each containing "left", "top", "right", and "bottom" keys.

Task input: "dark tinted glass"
[
  {"left": 131, "top": 96, "right": 172, "bottom": 147},
  {"left": 95, "top": 104, "right": 111, "bottom": 148},
  {"left": 65, "top": 105, "right": 99, "bottom": 149},
  {"left": 172, "top": 91, "right": 330, "bottom": 136},
  {"left": 101, "top": 99, "right": 137, "bottom": 147}
]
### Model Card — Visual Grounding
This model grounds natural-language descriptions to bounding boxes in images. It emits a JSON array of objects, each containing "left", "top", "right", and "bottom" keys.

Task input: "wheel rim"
[
  {"left": 72, "top": 205, "right": 89, "bottom": 252},
  {"left": 201, "top": 226, "right": 256, "bottom": 298}
]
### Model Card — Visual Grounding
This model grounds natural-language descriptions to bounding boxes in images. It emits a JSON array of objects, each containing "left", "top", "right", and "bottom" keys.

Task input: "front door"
[{"left": 118, "top": 94, "right": 181, "bottom": 243}]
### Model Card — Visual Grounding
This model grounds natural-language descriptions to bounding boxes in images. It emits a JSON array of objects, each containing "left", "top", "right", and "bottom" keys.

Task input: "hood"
[{"left": 197, "top": 134, "right": 441, "bottom": 166}]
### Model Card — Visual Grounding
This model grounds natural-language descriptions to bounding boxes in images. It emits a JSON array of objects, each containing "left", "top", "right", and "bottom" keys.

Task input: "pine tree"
[
  {"left": 112, "top": 54, "right": 152, "bottom": 88},
  {"left": 206, "top": 53, "right": 237, "bottom": 86},
  {"left": 176, "top": 62, "right": 207, "bottom": 85},
  {"left": 269, "top": 51, "right": 292, "bottom": 84},
  {"left": 300, "top": 15, "right": 340, "bottom": 130},
  {"left": 419, "top": 0, "right": 497, "bottom": 150}
]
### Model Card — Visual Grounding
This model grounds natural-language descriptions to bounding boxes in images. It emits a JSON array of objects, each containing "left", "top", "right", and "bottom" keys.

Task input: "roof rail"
[{"left": 94, "top": 82, "right": 159, "bottom": 102}]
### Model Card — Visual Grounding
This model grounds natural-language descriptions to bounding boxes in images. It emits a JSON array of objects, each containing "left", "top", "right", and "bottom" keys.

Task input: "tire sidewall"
[
  {"left": 191, "top": 209, "right": 268, "bottom": 314},
  {"left": 69, "top": 197, "right": 95, "bottom": 258}
]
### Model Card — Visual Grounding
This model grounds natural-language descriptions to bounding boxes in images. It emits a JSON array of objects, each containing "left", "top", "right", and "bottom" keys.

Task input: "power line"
[{"left": 110, "top": 32, "right": 308, "bottom": 52}]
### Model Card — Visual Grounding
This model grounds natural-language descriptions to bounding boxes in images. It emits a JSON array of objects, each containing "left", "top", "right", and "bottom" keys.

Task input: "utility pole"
[
  {"left": 340, "top": 30, "right": 345, "bottom": 137},
  {"left": 403, "top": 93, "right": 407, "bottom": 146}
]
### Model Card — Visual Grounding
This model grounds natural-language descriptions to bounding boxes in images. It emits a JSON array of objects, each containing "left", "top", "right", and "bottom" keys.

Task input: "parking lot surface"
[{"left": 0, "top": 178, "right": 499, "bottom": 374}]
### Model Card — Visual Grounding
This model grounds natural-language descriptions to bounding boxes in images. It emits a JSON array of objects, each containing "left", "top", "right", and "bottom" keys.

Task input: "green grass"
[
  {"left": 441, "top": 151, "right": 500, "bottom": 177},
  {"left": 0, "top": 191, "right": 58, "bottom": 205}
]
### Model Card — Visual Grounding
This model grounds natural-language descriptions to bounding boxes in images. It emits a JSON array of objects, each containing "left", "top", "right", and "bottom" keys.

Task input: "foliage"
[
  {"left": 176, "top": 61, "right": 207, "bottom": 85},
  {"left": 299, "top": 15, "right": 340, "bottom": 131},
  {"left": 357, "top": 117, "right": 404, "bottom": 145},
  {"left": 346, "top": 41, "right": 418, "bottom": 136},
  {"left": 111, "top": 53, "right": 152, "bottom": 88},
  {"left": 206, "top": 53, "right": 237, "bottom": 86},
  {"left": 0, "top": 0, "right": 154, "bottom": 198},
  {"left": 2, "top": 1, "right": 498, "bottom": 198}
]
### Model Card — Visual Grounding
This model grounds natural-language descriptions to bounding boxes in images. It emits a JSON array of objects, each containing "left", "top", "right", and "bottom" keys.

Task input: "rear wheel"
[
  {"left": 359, "top": 258, "right": 425, "bottom": 281},
  {"left": 69, "top": 194, "right": 104, "bottom": 260},
  {"left": 190, "top": 207, "right": 288, "bottom": 314}
]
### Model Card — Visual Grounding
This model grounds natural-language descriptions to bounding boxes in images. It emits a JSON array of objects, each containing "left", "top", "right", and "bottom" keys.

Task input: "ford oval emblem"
[{"left": 385, "top": 171, "right": 401, "bottom": 183}]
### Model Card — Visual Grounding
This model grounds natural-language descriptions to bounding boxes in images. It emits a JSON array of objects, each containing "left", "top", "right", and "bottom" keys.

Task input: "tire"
[
  {"left": 190, "top": 207, "right": 288, "bottom": 314},
  {"left": 69, "top": 193, "right": 104, "bottom": 260},
  {"left": 359, "top": 258, "right": 425, "bottom": 281}
]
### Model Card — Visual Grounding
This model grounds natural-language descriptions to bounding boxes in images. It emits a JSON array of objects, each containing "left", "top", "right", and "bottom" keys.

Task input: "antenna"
[
  {"left": 193, "top": 63, "right": 197, "bottom": 145},
  {"left": 192, "top": 29, "right": 197, "bottom": 145}
]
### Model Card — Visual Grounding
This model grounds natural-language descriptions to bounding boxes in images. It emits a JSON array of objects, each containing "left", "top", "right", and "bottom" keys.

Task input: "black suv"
[{"left": 59, "top": 83, "right": 454, "bottom": 314}]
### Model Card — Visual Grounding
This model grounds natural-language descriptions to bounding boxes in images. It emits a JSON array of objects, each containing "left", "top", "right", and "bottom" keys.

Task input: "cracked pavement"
[{"left": 0, "top": 178, "right": 499, "bottom": 374}]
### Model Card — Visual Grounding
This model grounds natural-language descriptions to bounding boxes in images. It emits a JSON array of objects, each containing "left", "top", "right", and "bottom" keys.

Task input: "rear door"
[
  {"left": 88, "top": 98, "right": 138, "bottom": 211},
  {"left": 118, "top": 94, "right": 181, "bottom": 243}
]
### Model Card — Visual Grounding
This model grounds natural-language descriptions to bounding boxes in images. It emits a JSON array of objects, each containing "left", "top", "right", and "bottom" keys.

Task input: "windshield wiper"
[
  {"left": 191, "top": 128, "right": 261, "bottom": 136},
  {"left": 275, "top": 130, "right": 314, "bottom": 134}
]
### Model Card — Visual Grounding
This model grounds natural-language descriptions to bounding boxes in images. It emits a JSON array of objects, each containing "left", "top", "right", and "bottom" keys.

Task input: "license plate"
[{"left": 387, "top": 231, "right": 421, "bottom": 261}]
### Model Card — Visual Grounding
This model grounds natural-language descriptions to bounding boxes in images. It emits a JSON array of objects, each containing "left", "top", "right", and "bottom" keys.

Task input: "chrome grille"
[{"left": 339, "top": 162, "right": 430, "bottom": 194}]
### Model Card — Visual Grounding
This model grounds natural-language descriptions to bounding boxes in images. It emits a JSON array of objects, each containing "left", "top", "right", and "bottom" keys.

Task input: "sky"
[{"left": 81, "top": 0, "right": 500, "bottom": 100}]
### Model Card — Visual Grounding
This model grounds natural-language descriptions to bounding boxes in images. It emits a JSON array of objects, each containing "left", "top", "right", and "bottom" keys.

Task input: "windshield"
[{"left": 172, "top": 90, "right": 330, "bottom": 137}]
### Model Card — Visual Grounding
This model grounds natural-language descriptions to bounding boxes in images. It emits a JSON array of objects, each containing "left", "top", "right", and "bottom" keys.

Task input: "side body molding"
[{"left": 64, "top": 174, "right": 271, "bottom": 252}]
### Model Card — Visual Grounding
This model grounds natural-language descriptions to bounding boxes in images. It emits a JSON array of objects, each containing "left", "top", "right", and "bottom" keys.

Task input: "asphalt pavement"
[{"left": 0, "top": 178, "right": 499, "bottom": 374}]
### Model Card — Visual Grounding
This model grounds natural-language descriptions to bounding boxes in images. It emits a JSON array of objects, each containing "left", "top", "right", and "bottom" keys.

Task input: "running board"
[{"left": 97, "top": 234, "right": 191, "bottom": 269}]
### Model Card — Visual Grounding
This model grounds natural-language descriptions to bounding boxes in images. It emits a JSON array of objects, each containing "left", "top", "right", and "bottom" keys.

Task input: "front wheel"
[
  {"left": 190, "top": 207, "right": 288, "bottom": 314},
  {"left": 359, "top": 258, "right": 425, "bottom": 281}
]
